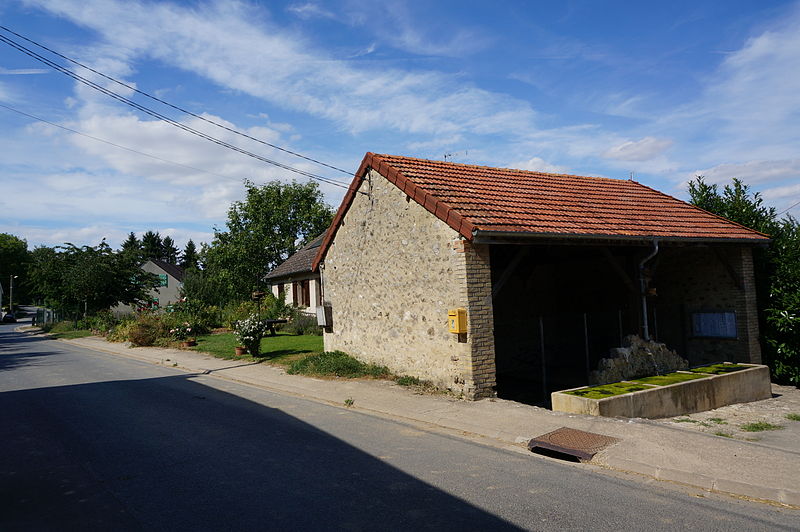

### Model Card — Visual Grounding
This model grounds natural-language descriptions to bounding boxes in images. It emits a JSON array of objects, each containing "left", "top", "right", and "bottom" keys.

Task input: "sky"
[{"left": 1, "top": 0, "right": 799, "bottom": 251}]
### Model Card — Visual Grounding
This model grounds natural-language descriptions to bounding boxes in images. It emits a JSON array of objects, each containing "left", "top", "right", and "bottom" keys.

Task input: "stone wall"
[
  {"left": 655, "top": 246, "right": 761, "bottom": 365},
  {"left": 321, "top": 169, "right": 496, "bottom": 398}
]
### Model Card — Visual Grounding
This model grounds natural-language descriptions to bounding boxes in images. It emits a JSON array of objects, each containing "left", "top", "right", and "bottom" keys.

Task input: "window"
[
  {"left": 691, "top": 312, "right": 737, "bottom": 338},
  {"left": 293, "top": 280, "right": 311, "bottom": 307}
]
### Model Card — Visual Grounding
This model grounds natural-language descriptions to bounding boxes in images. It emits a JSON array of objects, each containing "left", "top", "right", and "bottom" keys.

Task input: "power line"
[
  {"left": 776, "top": 198, "right": 800, "bottom": 216},
  {"left": 0, "top": 101, "right": 247, "bottom": 182},
  {"left": 0, "top": 25, "right": 353, "bottom": 177},
  {"left": 0, "top": 30, "right": 354, "bottom": 191}
]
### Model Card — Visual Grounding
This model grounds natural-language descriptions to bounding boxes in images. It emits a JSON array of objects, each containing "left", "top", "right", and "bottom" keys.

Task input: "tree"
[
  {"left": 141, "top": 231, "right": 163, "bottom": 262},
  {"left": 180, "top": 239, "right": 199, "bottom": 270},
  {"left": 0, "top": 233, "right": 31, "bottom": 308},
  {"left": 28, "top": 240, "right": 159, "bottom": 317},
  {"left": 120, "top": 232, "right": 142, "bottom": 262},
  {"left": 162, "top": 236, "right": 179, "bottom": 264},
  {"left": 197, "top": 180, "right": 333, "bottom": 303},
  {"left": 688, "top": 176, "right": 800, "bottom": 385}
]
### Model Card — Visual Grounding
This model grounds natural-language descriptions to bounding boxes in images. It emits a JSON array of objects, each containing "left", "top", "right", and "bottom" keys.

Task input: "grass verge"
[
  {"left": 287, "top": 350, "right": 391, "bottom": 379},
  {"left": 740, "top": 421, "right": 784, "bottom": 432}
]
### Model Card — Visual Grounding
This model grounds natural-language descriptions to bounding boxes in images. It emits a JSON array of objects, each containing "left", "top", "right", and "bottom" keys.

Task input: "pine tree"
[
  {"left": 162, "top": 236, "right": 179, "bottom": 264},
  {"left": 141, "top": 231, "right": 163, "bottom": 262},
  {"left": 120, "top": 232, "right": 142, "bottom": 262},
  {"left": 180, "top": 239, "right": 199, "bottom": 270}
]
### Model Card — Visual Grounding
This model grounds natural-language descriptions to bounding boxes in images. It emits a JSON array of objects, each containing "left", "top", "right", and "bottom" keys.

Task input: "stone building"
[
  {"left": 313, "top": 153, "right": 769, "bottom": 402},
  {"left": 266, "top": 233, "right": 324, "bottom": 314}
]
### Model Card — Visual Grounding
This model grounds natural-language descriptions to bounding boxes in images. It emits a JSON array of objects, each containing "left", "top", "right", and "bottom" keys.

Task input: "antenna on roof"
[{"left": 629, "top": 171, "right": 635, "bottom": 181}]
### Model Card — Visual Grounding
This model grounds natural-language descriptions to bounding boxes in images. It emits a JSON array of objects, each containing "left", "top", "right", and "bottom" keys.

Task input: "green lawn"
[{"left": 192, "top": 331, "right": 323, "bottom": 365}]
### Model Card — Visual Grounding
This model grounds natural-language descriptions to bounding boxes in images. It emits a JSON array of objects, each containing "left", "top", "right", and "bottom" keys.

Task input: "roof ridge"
[{"left": 375, "top": 153, "right": 631, "bottom": 184}]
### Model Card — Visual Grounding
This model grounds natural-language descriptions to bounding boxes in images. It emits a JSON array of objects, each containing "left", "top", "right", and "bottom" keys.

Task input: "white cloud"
[
  {"left": 26, "top": 0, "right": 521, "bottom": 136},
  {"left": 286, "top": 2, "right": 336, "bottom": 20},
  {"left": 0, "top": 67, "right": 50, "bottom": 75},
  {"left": 603, "top": 137, "right": 673, "bottom": 161},
  {"left": 509, "top": 156, "right": 569, "bottom": 174},
  {"left": 690, "top": 159, "right": 800, "bottom": 186}
]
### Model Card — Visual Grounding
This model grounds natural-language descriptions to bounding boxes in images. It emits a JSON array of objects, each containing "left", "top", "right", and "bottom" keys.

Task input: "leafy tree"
[
  {"left": 180, "top": 239, "right": 199, "bottom": 270},
  {"left": 141, "top": 231, "right": 163, "bottom": 262},
  {"left": 197, "top": 180, "right": 333, "bottom": 303},
  {"left": 688, "top": 176, "right": 800, "bottom": 385},
  {"left": 28, "top": 240, "right": 159, "bottom": 317},
  {"left": 162, "top": 236, "right": 179, "bottom": 264},
  {"left": 0, "top": 233, "right": 31, "bottom": 308}
]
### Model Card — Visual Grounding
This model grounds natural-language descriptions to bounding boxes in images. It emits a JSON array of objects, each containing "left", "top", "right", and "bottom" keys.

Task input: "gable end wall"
[{"left": 321, "top": 169, "right": 496, "bottom": 398}]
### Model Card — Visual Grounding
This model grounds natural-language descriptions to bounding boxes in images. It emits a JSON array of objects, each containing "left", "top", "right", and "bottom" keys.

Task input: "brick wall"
[{"left": 321, "top": 169, "right": 496, "bottom": 398}]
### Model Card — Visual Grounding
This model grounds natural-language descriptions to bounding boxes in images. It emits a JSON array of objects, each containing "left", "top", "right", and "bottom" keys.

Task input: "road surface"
[{"left": 1, "top": 322, "right": 797, "bottom": 530}]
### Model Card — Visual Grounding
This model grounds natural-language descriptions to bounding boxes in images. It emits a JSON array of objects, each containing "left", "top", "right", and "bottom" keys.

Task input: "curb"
[{"left": 603, "top": 457, "right": 800, "bottom": 508}]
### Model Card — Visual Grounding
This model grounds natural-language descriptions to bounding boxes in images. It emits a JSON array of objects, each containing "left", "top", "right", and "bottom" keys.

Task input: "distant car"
[{"left": 2, "top": 313, "right": 16, "bottom": 323}]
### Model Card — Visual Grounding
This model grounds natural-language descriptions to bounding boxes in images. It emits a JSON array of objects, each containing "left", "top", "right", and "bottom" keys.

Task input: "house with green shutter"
[{"left": 115, "top": 259, "right": 185, "bottom": 314}]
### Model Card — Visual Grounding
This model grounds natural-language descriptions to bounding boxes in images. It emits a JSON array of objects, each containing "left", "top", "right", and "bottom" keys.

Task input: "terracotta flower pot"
[{"left": 235, "top": 346, "right": 248, "bottom": 356}]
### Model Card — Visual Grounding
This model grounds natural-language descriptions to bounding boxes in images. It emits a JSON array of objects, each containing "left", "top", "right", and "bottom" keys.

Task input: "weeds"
[
  {"left": 708, "top": 417, "right": 728, "bottom": 425},
  {"left": 344, "top": 397, "right": 354, "bottom": 408},
  {"left": 740, "top": 421, "right": 784, "bottom": 432},
  {"left": 786, "top": 413, "right": 800, "bottom": 422},
  {"left": 714, "top": 431, "right": 733, "bottom": 438},
  {"left": 396, "top": 376, "right": 421, "bottom": 386},
  {"left": 287, "top": 351, "right": 390, "bottom": 379}
]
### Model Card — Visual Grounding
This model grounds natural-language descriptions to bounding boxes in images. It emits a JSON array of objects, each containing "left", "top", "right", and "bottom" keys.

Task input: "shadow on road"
[{"left": 0, "top": 370, "right": 521, "bottom": 530}]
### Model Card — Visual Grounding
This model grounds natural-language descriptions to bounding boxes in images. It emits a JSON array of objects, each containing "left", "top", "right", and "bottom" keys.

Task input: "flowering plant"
[
  {"left": 170, "top": 322, "right": 193, "bottom": 341},
  {"left": 233, "top": 314, "right": 268, "bottom": 357}
]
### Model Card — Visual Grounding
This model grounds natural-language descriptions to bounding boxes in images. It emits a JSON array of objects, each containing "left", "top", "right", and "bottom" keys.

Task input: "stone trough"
[{"left": 551, "top": 363, "right": 772, "bottom": 419}]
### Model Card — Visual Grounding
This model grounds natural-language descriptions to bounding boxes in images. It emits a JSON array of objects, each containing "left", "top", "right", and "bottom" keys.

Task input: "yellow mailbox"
[{"left": 448, "top": 308, "right": 467, "bottom": 334}]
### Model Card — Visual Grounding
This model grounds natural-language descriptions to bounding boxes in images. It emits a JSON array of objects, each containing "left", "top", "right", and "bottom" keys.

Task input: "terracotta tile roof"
[
  {"left": 313, "top": 153, "right": 769, "bottom": 269},
  {"left": 266, "top": 233, "right": 325, "bottom": 280}
]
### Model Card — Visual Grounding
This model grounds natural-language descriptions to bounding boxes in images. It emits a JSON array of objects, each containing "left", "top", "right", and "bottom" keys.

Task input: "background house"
[
  {"left": 266, "top": 233, "right": 324, "bottom": 314},
  {"left": 314, "top": 153, "right": 768, "bottom": 402},
  {"left": 116, "top": 259, "right": 185, "bottom": 313}
]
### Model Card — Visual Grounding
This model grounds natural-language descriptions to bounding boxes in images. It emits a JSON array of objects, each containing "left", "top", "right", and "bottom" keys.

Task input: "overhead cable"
[
  {"left": 0, "top": 31, "right": 355, "bottom": 191},
  {"left": 0, "top": 25, "right": 353, "bottom": 177},
  {"left": 0, "top": 101, "right": 248, "bottom": 182}
]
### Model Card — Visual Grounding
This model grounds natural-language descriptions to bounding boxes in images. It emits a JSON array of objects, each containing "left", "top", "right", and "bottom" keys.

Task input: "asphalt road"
[{"left": 1, "top": 322, "right": 798, "bottom": 531}]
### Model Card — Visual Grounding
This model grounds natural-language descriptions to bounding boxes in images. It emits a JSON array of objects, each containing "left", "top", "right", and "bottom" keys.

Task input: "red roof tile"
[{"left": 313, "top": 153, "right": 769, "bottom": 269}]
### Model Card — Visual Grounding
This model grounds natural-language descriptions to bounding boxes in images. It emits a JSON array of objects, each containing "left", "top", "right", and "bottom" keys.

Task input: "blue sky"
[{"left": 1, "top": 0, "right": 798, "bottom": 250}]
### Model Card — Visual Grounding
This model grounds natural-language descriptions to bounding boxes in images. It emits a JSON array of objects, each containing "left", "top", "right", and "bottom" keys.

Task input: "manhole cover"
[{"left": 528, "top": 427, "right": 620, "bottom": 461}]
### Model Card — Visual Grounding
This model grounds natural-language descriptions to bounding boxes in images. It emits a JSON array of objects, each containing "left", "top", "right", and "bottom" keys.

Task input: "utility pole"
[{"left": 9, "top": 275, "right": 18, "bottom": 314}]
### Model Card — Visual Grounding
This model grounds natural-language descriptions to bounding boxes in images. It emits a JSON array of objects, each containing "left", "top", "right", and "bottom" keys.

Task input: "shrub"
[
  {"left": 45, "top": 320, "right": 76, "bottom": 334},
  {"left": 107, "top": 316, "right": 136, "bottom": 342},
  {"left": 285, "top": 309, "right": 321, "bottom": 336},
  {"left": 165, "top": 298, "right": 220, "bottom": 334},
  {"left": 287, "top": 351, "right": 390, "bottom": 378},
  {"left": 233, "top": 313, "right": 268, "bottom": 357},
  {"left": 222, "top": 301, "right": 260, "bottom": 329},
  {"left": 128, "top": 314, "right": 168, "bottom": 347},
  {"left": 169, "top": 322, "right": 194, "bottom": 341},
  {"left": 78, "top": 310, "right": 119, "bottom": 335}
]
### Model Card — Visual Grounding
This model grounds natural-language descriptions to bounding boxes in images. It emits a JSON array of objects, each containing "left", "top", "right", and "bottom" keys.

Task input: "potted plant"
[
  {"left": 171, "top": 322, "right": 196, "bottom": 347},
  {"left": 233, "top": 314, "right": 267, "bottom": 357}
]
